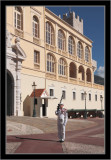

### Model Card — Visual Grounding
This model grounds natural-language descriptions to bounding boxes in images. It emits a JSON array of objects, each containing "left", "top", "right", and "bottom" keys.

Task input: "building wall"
[
  {"left": 21, "top": 73, "right": 45, "bottom": 115},
  {"left": 46, "top": 79, "right": 104, "bottom": 118},
  {"left": 6, "top": 6, "right": 104, "bottom": 117},
  {"left": 21, "top": 73, "right": 104, "bottom": 118}
]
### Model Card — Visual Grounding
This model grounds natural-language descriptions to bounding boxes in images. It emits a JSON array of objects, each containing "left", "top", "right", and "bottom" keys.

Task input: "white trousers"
[{"left": 57, "top": 120, "right": 66, "bottom": 140}]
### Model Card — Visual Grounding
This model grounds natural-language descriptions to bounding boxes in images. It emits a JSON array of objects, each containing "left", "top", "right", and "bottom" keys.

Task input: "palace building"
[{"left": 6, "top": 6, "right": 104, "bottom": 118}]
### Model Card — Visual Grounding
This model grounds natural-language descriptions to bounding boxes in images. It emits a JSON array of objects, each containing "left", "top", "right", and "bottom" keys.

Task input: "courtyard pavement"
[{"left": 6, "top": 116, "right": 104, "bottom": 154}]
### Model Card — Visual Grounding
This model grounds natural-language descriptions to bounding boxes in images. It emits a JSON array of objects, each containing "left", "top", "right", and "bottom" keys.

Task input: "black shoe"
[{"left": 60, "top": 139, "right": 64, "bottom": 142}]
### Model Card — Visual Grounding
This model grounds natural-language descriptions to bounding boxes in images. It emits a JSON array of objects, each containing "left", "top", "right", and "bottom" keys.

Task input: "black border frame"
[{"left": 1, "top": 0, "right": 110, "bottom": 159}]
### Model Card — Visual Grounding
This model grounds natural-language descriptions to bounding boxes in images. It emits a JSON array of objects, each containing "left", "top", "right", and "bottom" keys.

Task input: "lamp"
[
  {"left": 83, "top": 91, "right": 87, "bottom": 119},
  {"left": 100, "top": 95, "right": 103, "bottom": 110},
  {"left": 100, "top": 95, "right": 103, "bottom": 118},
  {"left": 32, "top": 82, "right": 37, "bottom": 117}
]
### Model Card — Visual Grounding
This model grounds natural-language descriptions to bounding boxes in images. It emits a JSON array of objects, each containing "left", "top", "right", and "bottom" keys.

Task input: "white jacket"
[{"left": 55, "top": 108, "right": 68, "bottom": 125}]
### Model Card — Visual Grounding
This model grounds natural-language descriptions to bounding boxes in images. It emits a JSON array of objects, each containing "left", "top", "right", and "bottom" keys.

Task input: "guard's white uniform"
[{"left": 55, "top": 108, "right": 68, "bottom": 141}]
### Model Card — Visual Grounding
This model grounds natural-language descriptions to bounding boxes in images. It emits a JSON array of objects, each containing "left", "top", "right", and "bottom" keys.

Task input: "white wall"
[
  {"left": 21, "top": 73, "right": 104, "bottom": 118},
  {"left": 46, "top": 79, "right": 104, "bottom": 118}
]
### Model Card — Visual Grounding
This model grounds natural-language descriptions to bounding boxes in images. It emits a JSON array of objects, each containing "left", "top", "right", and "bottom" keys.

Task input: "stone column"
[
  {"left": 84, "top": 70, "right": 86, "bottom": 85},
  {"left": 91, "top": 70, "right": 94, "bottom": 87},
  {"left": 67, "top": 64, "right": 69, "bottom": 82},
  {"left": 76, "top": 68, "right": 79, "bottom": 84},
  {"left": 74, "top": 37, "right": 76, "bottom": 57},
  {"left": 14, "top": 84, "right": 17, "bottom": 116},
  {"left": 66, "top": 31, "right": 68, "bottom": 53},
  {"left": 55, "top": 24, "right": 58, "bottom": 52},
  {"left": 75, "top": 38, "right": 78, "bottom": 60},
  {"left": 56, "top": 62, "right": 58, "bottom": 80},
  {"left": 76, "top": 68, "right": 78, "bottom": 79},
  {"left": 16, "top": 61, "right": 22, "bottom": 116}
]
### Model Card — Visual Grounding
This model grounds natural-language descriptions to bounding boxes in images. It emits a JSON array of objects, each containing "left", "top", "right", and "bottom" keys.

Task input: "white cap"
[{"left": 59, "top": 102, "right": 64, "bottom": 105}]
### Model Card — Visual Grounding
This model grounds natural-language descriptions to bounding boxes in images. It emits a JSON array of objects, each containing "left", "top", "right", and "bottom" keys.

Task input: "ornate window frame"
[
  {"left": 47, "top": 53, "right": 55, "bottom": 73},
  {"left": 77, "top": 41, "right": 83, "bottom": 59},
  {"left": 14, "top": 6, "right": 23, "bottom": 30},
  {"left": 58, "top": 29, "right": 65, "bottom": 51},
  {"left": 58, "top": 58, "right": 67, "bottom": 76},
  {"left": 33, "top": 16, "right": 39, "bottom": 38},
  {"left": 68, "top": 36, "right": 74, "bottom": 55},
  {"left": 34, "top": 50, "right": 40, "bottom": 64},
  {"left": 85, "top": 46, "right": 89, "bottom": 62},
  {"left": 46, "top": 21, "right": 54, "bottom": 45}
]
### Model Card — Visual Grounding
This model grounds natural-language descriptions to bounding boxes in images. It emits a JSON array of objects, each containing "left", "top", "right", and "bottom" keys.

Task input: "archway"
[
  {"left": 7, "top": 71, "right": 14, "bottom": 116},
  {"left": 78, "top": 65, "right": 85, "bottom": 80},
  {"left": 69, "top": 62, "right": 77, "bottom": 78},
  {"left": 86, "top": 68, "right": 91, "bottom": 82}
]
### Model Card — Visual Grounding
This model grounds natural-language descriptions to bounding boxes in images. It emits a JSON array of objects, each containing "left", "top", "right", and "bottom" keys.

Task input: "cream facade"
[{"left": 6, "top": 6, "right": 104, "bottom": 118}]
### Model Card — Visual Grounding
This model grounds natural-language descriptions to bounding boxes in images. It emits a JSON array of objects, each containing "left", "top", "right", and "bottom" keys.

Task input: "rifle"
[{"left": 57, "top": 93, "right": 63, "bottom": 111}]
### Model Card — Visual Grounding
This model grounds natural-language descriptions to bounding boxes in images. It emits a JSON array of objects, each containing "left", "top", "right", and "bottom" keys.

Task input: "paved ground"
[{"left": 6, "top": 116, "right": 104, "bottom": 154}]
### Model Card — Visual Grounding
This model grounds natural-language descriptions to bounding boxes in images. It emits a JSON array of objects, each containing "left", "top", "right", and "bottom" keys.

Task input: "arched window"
[
  {"left": 77, "top": 41, "right": 83, "bottom": 59},
  {"left": 46, "top": 22, "right": 54, "bottom": 45},
  {"left": 58, "top": 30, "right": 65, "bottom": 51},
  {"left": 58, "top": 58, "right": 66, "bottom": 76},
  {"left": 33, "top": 16, "right": 39, "bottom": 38},
  {"left": 68, "top": 36, "right": 74, "bottom": 55},
  {"left": 69, "top": 62, "right": 77, "bottom": 78},
  {"left": 47, "top": 53, "right": 55, "bottom": 73},
  {"left": 14, "top": 7, "right": 23, "bottom": 30},
  {"left": 85, "top": 46, "right": 89, "bottom": 62},
  {"left": 86, "top": 68, "right": 91, "bottom": 82}
]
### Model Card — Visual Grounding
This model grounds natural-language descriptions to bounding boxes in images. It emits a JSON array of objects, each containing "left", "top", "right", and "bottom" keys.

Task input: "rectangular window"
[
  {"left": 95, "top": 95, "right": 97, "bottom": 101},
  {"left": 73, "top": 92, "right": 76, "bottom": 100},
  {"left": 89, "top": 93, "right": 91, "bottom": 101},
  {"left": 62, "top": 90, "right": 66, "bottom": 99},
  {"left": 49, "top": 89, "right": 54, "bottom": 96},
  {"left": 81, "top": 93, "right": 84, "bottom": 100},
  {"left": 34, "top": 51, "right": 40, "bottom": 64}
]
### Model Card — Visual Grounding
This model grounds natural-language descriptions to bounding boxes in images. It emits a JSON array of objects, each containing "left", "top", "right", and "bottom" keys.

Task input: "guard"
[{"left": 55, "top": 102, "right": 68, "bottom": 142}]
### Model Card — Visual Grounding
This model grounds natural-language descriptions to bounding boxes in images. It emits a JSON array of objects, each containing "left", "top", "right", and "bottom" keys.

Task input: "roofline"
[
  {"left": 40, "top": 89, "right": 45, "bottom": 97},
  {"left": 45, "top": 7, "right": 93, "bottom": 44}
]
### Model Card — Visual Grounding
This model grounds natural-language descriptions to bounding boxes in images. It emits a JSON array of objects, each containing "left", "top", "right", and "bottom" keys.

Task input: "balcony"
[{"left": 92, "top": 59, "right": 97, "bottom": 71}]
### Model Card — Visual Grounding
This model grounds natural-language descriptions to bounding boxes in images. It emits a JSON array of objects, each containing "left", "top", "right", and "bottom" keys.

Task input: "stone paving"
[
  {"left": 6, "top": 116, "right": 97, "bottom": 134},
  {"left": 62, "top": 142, "right": 104, "bottom": 154},
  {"left": 6, "top": 116, "right": 104, "bottom": 154},
  {"left": 6, "top": 142, "right": 22, "bottom": 154},
  {"left": 7, "top": 121, "right": 43, "bottom": 135}
]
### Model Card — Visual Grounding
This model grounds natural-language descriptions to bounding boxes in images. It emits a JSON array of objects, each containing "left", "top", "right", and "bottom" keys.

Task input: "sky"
[{"left": 46, "top": 6, "right": 105, "bottom": 78}]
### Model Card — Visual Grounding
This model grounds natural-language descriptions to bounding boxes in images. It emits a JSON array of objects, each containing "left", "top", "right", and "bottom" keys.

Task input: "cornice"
[{"left": 30, "top": 6, "right": 42, "bottom": 15}]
